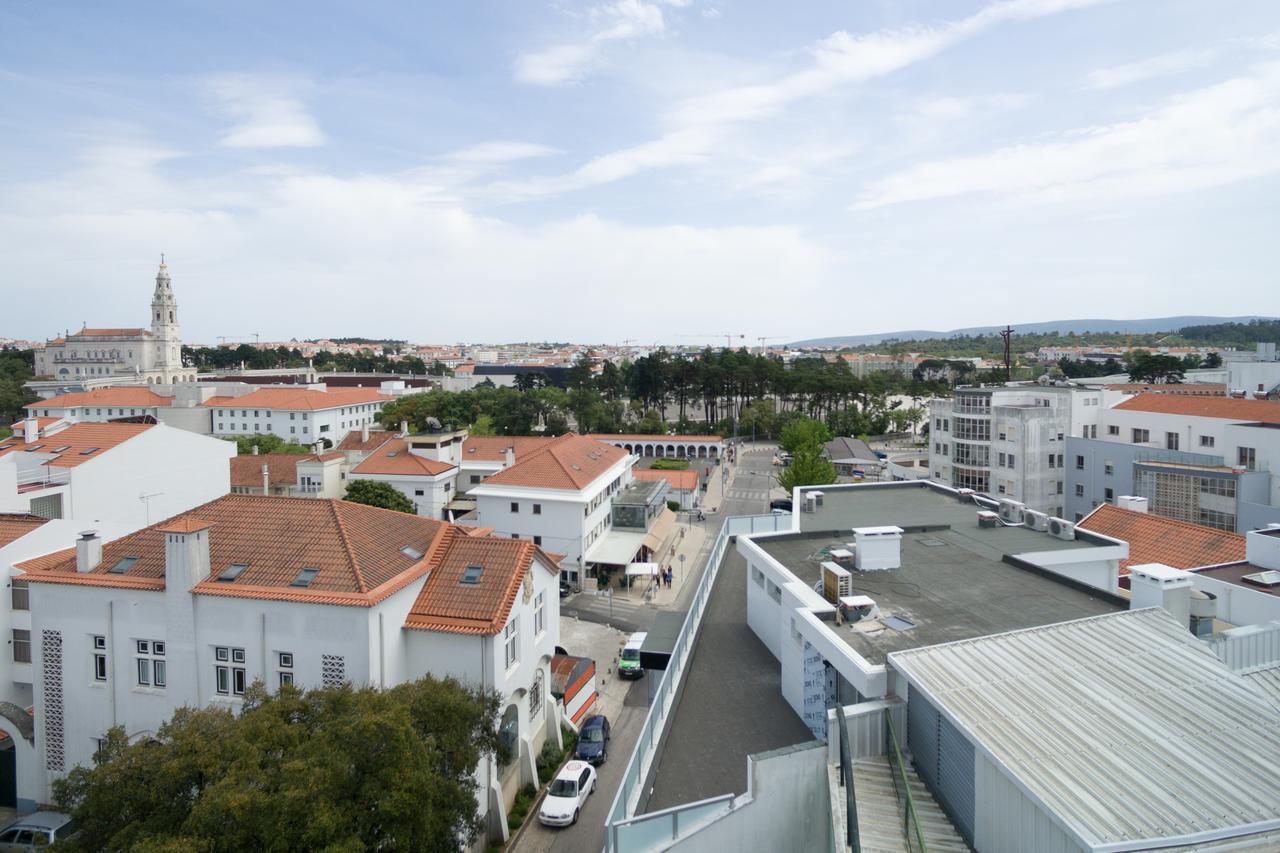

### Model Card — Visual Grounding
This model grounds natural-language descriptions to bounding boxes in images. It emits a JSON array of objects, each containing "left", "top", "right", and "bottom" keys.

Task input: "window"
[
  {"left": 1166, "top": 432, "right": 1180, "bottom": 451},
  {"left": 1047, "top": 454, "right": 1056, "bottom": 469},
  {"left": 998, "top": 452, "right": 1006, "bottom": 467},
  {"left": 414, "top": 489, "right": 425, "bottom": 496},
  {"left": 533, "top": 503, "right": 542, "bottom": 515},
  {"left": 1199, "top": 435, "right": 1215, "bottom": 448},
  {"left": 136, "top": 639, "right": 165, "bottom": 688},
  {"left": 11, "top": 578, "right": 28, "bottom": 611},
  {"left": 504, "top": 617, "right": 519, "bottom": 669},
  {"left": 533, "top": 535, "right": 542, "bottom": 545},
  {"left": 1075, "top": 455, "right": 1084, "bottom": 470},
  {"left": 1104, "top": 488, "right": 1114, "bottom": 503},
  {"left": 1239, "top": 447, "right": 1257, "bottom": 470},
  {"left": 1007, "top": 453, "right": 1015, "bottom": 467},
  {"left": 12, "top": 629, "right": 30, "bottom": 663},
  {"left": 107, "top": 556, "right": 139, "bottom": 575},
  {"left": 470, "top": 475, "right": 481, "bottom": 484},
  {"left": 1132, "top": 428, "right": 1150, "bottom": 444},
  {"left": 1108, "top": 425, "right": 1119, "bottom": 436},
  {"left": 278, "top": 652, "right": 294, "bottom": 687},
  {"left": 92, "top": 634, "right": 108, "bottom": 681},
  {"left": 1055, "top": 481, "right": 1064, "bottom": 495},
  {"left": 290, "top": 567, "right": 319, "bottom": 588},
  {"left": 461, "top": 564, "right": 483, "bottom": 584},
  {"left": 1075, "top": 484, "right": 1085, "bottom": 497},
  {"left": 215, "top": 646, "right": 246, "bottom": 696},
  {"left": 534, "top": 591, "right": 545, "bottom": 636},
  {"left": 511, "top": 502, "right": 520, "bottom": 513},
  {"left": 1104, "top": 462, "right": 1114, "bottom": 475},
  {"left": 1057, "top": 454, "right": 1063, "bottom": 468}
]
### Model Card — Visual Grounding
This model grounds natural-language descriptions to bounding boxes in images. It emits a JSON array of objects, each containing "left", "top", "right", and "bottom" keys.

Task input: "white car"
[{"left": 538, "top": 760, "right": 597, "bottom": 827}]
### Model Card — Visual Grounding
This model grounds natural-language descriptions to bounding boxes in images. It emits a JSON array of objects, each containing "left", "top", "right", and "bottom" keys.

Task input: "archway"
[
  {"left": 677, "top": 446, "right": 687, "bottom": 458},
  {"left": 643, "top": 444, "right": 653, "bottom": 457},
  {"left": 667, "top": 444, "right": 676, "bottom": 457},
  {"left": 655, "top": 445, "right": 664, "bottom": 457},
  {"left": 624, "top": 444, "right": 633, "bottom": 454},
  {"left": 0, "top": 702, "right": 37, "bottom": 813},
  {"left": 698, "top": 446, "right": 707, "bottom": 458}
]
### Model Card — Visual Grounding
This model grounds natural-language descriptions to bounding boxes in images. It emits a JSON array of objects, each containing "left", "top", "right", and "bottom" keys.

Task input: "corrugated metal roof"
[
  {"left": 1242, "top": 666, "right": 1280, "bottom": 711},
  {"left": 889, "top": 608, "right": 1280, "bottom": 850}
]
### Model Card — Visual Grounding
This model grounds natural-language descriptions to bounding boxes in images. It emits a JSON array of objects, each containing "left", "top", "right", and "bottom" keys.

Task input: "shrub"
[{"left": 650, "top": 457, "right": 689, "bottom": 470}]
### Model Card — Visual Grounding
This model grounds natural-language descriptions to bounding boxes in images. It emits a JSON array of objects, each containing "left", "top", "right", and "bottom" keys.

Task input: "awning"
[
  {"left": 625, "top": 562, "right": 659, "bottom": 577},
  {"left": 643, "top": 507, "right": 677, "bottom": 559},
  {"left": 585, "top": 530, "right": 646, "bottom": 566}
]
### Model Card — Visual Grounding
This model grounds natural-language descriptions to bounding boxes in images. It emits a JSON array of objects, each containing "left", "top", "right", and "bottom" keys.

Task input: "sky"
[{"left": 2, "top": 0, "right": 1279, "bottom": 345}]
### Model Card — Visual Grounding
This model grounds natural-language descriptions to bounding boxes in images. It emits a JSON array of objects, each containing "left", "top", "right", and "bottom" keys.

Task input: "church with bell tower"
[{"left": 33, "top": 257, "right": 196, "bottom": 384}]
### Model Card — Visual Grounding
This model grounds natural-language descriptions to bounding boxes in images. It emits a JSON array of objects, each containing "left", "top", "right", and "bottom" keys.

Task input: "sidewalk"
[{"left": 639, "top": 454, "right": 735, "bottom": 608}]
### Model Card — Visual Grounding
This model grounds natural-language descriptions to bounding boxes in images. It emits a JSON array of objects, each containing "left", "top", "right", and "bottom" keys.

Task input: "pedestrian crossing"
[{"left": 725, "top": 489, "right": 768, "bottom": 501}]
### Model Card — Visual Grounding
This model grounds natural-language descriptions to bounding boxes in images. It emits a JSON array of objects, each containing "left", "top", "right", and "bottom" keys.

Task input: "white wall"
[
  {"left": 974, "top": 751, "right": 1085, "bottom": 853},
  {"left": 1189, "top": 572, "right": 1280, "bottom": 627},
  {"left": 209, "top": 402, "right": 387, "bottom": 447}
]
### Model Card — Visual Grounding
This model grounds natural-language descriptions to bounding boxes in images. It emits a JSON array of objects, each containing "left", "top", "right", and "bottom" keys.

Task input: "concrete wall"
[
  {"left": 667, "top": 742, "right": 832, "bottom": 853},
  {"left": 1189, "top": 573, "right": 1280, "bottom": 628}
]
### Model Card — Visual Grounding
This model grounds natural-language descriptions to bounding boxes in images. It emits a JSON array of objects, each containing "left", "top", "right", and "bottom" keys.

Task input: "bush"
[
  {"left": 650, "top": 457, "right": 689, "bottom": 470},
  {"left": 666, "top": 500, "right": 681, "bottom": 512}
]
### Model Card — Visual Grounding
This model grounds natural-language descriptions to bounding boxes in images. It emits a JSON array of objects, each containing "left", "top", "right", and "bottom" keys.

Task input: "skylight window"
[
  {"left": 107, "top": 556, "right": 139, "bottom": 574},
  {"left": 79, "top": 447, "right": 100, "bottom": 456},
  {"left": 290, "top": 567, "right": 320, "bottom": 588},
  {"left": 400, "top": 545, "right": 424, "bottom": 560},
  {"left": 50, "top": 445, "right": 71, "bottom": 453},
  {"left": 23, "top": 444, "right": 44, "bottom": 452},
  {"left": 1242, "top": 570, "right": 1280, "bottom": 588},
  {"left": 217, "top": 563, "right": 249, "bottom": 582},
  {"left": 460, "top": 564, "right": 483, "bottom": 585}
]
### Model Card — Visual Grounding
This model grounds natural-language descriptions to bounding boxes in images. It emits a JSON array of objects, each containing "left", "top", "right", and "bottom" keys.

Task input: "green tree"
[
  {"left": 54, "top": 677, "right": 500, "bottom": 852},
  {"left": 1125, "top": 351, "right": 1186, "bottom": 384},
  {"left": 0, "top": 348, "right": 37, "bottom": 426},
  {"left": 226, "top": 434, "right": 313, "bottom": 456},
  {"left": 1203, "top": 351, "right": 1223, "bottom": 368},
  {"left": 469, "top": 414, "right": 496, "bottom": 436},
  {"left": 777, "top": 445, "right": 837, "bottom": 490},
  {"left": 779, "top": 418, "right": 832, "bottom": 455},
  {"left": 344, "top": 479, "right": 415, "bottom": 513}
]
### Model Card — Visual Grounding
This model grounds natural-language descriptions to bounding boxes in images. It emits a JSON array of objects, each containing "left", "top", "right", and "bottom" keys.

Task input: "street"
[{"left": 512, "top": 442, "right": 778, "bottom": 853}]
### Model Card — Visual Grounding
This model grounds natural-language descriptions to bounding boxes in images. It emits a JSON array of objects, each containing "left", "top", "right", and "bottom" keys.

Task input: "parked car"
[
  {"left": 574, "top": 715, "right": 611, "bottom": 765},
  {"left": 618, "top": 632, "right": 646, "bottom": 679},
  {"left": 559, "top": 579, "right": 573, "bottom": 599},
  {"left": 770, "top": 498, "right": 793, "bottom": 512},
  {"left": 0, "top": 813, "right": 78, "bottom": 851},
  {"left": 538, "top": 761, "right": 597, "bottom": 827},
  {"left": 771, "top": 508, "right": 791, "bottom": 516}
]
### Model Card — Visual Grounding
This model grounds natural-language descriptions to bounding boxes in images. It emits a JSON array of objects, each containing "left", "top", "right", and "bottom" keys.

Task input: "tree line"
[{"left": 182, "top": 345, "right": 451, "bottom": 376}]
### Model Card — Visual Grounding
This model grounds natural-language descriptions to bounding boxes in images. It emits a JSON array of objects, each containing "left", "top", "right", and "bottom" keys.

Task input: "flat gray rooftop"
[{"left": 767, "top": 483, "right": 1123, "bottom": 665}]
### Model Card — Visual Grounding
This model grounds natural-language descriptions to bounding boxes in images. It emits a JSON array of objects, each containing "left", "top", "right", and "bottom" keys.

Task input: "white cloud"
[
  {"left": 514, "top": 0, "right": 667, "bottom": 85},
  {"left": 445, "top": 141, "right": 560, "bottom": 163},
  {"left": 853, "top": 62, "right": 1280, "bottom": 210},
  {"left": 1085, "top": 47, "right": 1218, "bottom": 89},
  {"left": 207, "top": 74, "right": 325, "bottom": 149}
]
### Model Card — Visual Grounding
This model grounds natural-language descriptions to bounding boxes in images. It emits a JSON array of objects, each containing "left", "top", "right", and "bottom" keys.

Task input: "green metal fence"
[{"left": 884, "top": 710, "right": 928, "bottom": 853}]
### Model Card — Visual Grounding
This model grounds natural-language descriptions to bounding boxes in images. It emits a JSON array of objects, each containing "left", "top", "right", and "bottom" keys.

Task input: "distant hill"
[{"left": 790, "top": 316, "right": 1275, "bottom": 348}]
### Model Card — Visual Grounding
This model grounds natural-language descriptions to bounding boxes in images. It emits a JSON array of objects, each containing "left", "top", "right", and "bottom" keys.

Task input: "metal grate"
[
  {"left": 529, "top": 669, "right": 544, "bottom": 719},
  {"left": 320, "top": 654, "right": 345, "bottom": 687},
  {"left": 42, "top": 630, "right": 65, "bottom": 771}
]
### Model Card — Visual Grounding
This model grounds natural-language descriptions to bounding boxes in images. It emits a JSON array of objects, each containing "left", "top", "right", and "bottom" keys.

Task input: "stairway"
[{"left": 850, "top": 757, "right": 969, "bottom": 853}]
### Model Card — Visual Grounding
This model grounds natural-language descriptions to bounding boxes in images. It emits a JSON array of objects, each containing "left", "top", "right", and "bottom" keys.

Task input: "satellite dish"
[{"left": 425, "top": 416, "right": 443, "bottom": 431}]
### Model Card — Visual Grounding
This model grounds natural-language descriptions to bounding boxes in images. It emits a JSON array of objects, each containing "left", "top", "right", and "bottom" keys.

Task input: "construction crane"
[
  {"left": 217, "top": 333, "right": 261, "bottom": 345},
  {"left": 678, "top": 334, "right": 746, "bottom": 349},
  {"left": 756, "top": 336, "right": 785, "bottom": 355}
]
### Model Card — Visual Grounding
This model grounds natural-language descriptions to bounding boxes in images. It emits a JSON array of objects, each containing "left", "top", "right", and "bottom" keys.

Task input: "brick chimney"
[{"left": 75, "top": 530, "right": 102, "bottom": 573}]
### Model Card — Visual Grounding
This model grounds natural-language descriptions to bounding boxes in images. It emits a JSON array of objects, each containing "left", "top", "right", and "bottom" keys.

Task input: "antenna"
[
  {"left": 139, "top": 491, "right": 165, "bottom": 525},
  {"left": 999, "top": 325, "right": 1014, "bottom": 382}
]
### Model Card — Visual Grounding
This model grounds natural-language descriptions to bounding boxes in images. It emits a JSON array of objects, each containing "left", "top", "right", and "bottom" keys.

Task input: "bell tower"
[{"left": 151, "top": 255, "right": 180, "bottom": 371}]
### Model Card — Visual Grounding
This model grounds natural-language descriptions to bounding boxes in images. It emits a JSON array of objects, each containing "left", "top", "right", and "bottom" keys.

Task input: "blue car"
[{"left": 574, "top": 715, "right": 611, "bottom": 765}]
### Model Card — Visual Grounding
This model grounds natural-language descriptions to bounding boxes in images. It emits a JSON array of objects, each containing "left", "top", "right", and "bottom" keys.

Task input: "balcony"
[{"left": 15, "top": 467, "right": 71, "bottom": 493}]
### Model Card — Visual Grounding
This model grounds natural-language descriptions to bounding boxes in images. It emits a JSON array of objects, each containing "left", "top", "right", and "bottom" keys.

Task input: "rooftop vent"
[
  {"left": 290, "top": 567, "right": 320, "bottom": 588},
  {"left": 400, "top": 545, "right": 424, "bottom": 560},
  {"left": 460, "top": 564, "right": 483, "bottom": 585},
  {"left": 217, "top": 563, "right": 249, "bottom": 582},
  {"left": 106, "top": 556, "right": 139, "bottom": 575}
]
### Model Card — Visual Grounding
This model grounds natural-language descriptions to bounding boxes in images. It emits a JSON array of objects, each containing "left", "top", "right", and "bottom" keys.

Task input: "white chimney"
[
  {"left": 361, "top": 424, "right": 370, "bottom": 443},
  {"left": 853, "top": 526, "right": 904, "bottom": 571},
  {"left": 23, "top": 416, "right": 39, "bottom": 444},
  {"left": 1116, "top": 496, "right": 1148, "bottom": 513},
  {"left": 1129, "top": 563, "right": 1193, "bottom": 629},
  {"left": 504, "top": 446, "right": 516, "bottom": 468},
  {"left": 251, "top": 444, "right": 259, "bottom": 456},
  {"left": 75, "top": 530, "right": 102, "bottom": 573},
  {"left": 400, "top": 420, "right": 409, "bottom": 437},
  {"left": 1245, "top": 526, "right": 1280, "bottom": 571},
  {"left": 161, "top": 520, "right": 213, "bottom": 592},
  {"left": 262, "top": 463, "right": 270, "bottom": 495}
]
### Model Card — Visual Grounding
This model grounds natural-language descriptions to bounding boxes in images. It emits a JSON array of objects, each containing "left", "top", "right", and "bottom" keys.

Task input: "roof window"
[
  {"left": 50, "top": 445, "right": 71, "bottom": 453},
  {"left": 23, "top": 444, "right": 44, "bottom": 452},
  {"left": 1242, "top": 570, "right": 1280, "bottom": 588},
  {"left": 290, "top": 567, "right": 320, "bottom": 588},
  {"left": 79, "top": 447, "right": 100, "bottom": 456},
  {"left": 217, "top": 563, "right": 249, "bottom": 582},
  {"left": 460, "top": 564, "right": 484, "bottom": 585},
  {"left": 107, "top": 556, "right": 139, "bottom": 574},
  {"left": 400, "top": 545, "right": 424, "bottom": 560}
]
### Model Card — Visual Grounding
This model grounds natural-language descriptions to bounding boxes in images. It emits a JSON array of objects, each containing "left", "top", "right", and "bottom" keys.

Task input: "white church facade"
[{"left": 33, "top": 258, "right": 196, "bottom": 384}]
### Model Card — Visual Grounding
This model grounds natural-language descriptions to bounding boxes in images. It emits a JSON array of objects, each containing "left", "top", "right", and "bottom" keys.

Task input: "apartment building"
[
  {"left": 228, "top": 451, "right": 346, "bottom": 498},
  {"left": 22, "top": 387, "right": 174, "bottom": 422},
  {"left": 347, "top": 434, "right": 461, "bottom": 519},
  {"left": 19, "top": 495, "right": 561, "bottom": 844},
  {"left": 203, "top": 387, "right": 392, "bottom": 447},
  {"left": 928, "top": 384, "right": 1104, "bottom": 516},
  {"left": 1064, "top": 394, "right": 1280, "bottom": 531}
]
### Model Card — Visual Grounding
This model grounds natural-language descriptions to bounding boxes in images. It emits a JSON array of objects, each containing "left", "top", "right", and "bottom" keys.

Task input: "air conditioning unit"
[
  {"left": 821, "top": 562, "right": 852, "bottom": 604},
  {"left": 998, "top": 499, "right": 1025, "bottom": 525},
  {"left": 1047, "top": 517, "right": 1076, "bottom": 540},
  {"left": 977, "top": 510, "right": 999, "bottom": 529},
  {"left": 1023, "top": 509, "right": 1049, "bottom": 531}
]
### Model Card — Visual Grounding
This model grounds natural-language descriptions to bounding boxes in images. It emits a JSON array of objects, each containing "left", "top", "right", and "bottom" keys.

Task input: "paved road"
[{"left": 512, "top": 442, "right": 779, "bottom": 853}]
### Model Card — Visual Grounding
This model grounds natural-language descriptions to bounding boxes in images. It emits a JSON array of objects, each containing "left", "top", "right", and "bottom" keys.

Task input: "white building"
[
  {"left": 33, "top": 259, "right": 194, "bottom": 385},
  {"left": 21, "top": 387, "right": 174, "bottom": 422},
  {"left": 20, "top": 494, "right": 561, "bottom": 845},
  {"left": 347, "top": 433, "right": 462, "bottom": 519},
  {"left": 203, "top": 387, "right": 392, "bottom": 448},
  {"left": 928, "top": 384, "right": 1104, "bottom": 516},
  {"left": 0, "top": 418, "right": 234, "bottom": 527},
  {"left": 470, "top": 434, "right": 633, "bottom": 583},
  {"left": 228, "top": 451, "right": 347, "bottom": 499}
]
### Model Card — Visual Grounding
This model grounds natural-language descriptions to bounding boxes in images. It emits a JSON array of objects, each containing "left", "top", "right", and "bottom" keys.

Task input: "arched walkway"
[{"left": 0, "top": 702, "right": 37, "bottom": 813}]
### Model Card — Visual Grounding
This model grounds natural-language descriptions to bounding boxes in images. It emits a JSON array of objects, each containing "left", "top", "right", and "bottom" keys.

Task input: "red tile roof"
[
  {"left": 336, "top": 428, "right": 396, "bottom": 453},
  {"left": 405, "top": 536, "right": 557, "bottom": 635},
  {"left": 229, "top": 453, "right": 313, "bottom": 489},
  {"left": 351, "top": 438, "right": 455, "bottom": 477},
  {"left": 0, "top": 422, "right": 154, "bottom": 468},
  {"left": 633, "top": 468, "right": 699, "bottom": 491},
  {"left": 461, "top": 435, "right": 555, "bottom": 462},
  {"left": 8, "top": 417, "right": 62, "bottom": 432},
  {"left": 1078, "top": 504, "right": 1246, "bottom": 574},
  {"left": 69, "top": 328, "right": 149, "bottom": 338},
  {"left": 479, "top": 433, "right": 628, "bottom": 490},
  {"left": 201, "top": 387, "right": 393, "bottom": 411},
  {"left": 587, "top": 433, "right": 722, "bottom": 443},
  {"left": 0, "top": 514, "right": 49, "bottom": 549},
  {"left": 1104, "top": 383, "right": 1226, "bottom": 396},
  {"left": 25, "top": 387, "right": 172, "bottom": 410},
  {"left": 1111, "top": 394, "right": 1280, "bottom": 424}
]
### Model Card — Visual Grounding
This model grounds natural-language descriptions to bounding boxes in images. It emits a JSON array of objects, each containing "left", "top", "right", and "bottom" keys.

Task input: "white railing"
[
  {"left": 604, "top": 512, "right": 789, "bottom": 852},
  {"left": 16, "top": 467, "right": 71, "bottom": 489}
]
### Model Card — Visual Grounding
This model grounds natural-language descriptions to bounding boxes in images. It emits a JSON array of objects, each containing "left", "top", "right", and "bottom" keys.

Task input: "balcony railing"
[{"left": 15, "top": 467, "right": 71, "bottom": 493}]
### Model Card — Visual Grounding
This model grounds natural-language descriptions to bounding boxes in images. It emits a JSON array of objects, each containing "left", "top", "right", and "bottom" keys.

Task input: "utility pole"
[{"left": 1000, "top": 326, "right": 1014, "bottom": 382}]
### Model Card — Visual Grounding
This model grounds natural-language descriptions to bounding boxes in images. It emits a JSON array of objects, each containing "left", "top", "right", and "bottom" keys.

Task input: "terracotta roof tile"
[
  {"left": 633, "top": 468, "right": 699, "bottom": 490},
  {"left": 25, "top": 387, "right": 171, "bottom": 410},
  {"left": 1078, "top": 504, "right": 1246, "bottom": 574},
  {"left": 201, "top": 387, "right": 393, "bottom": 411},
  {"left": 1112, "top": 394, "right": 1280, "bottom": 424},
  {"left": 404, "top": 537, "right": 558, "bottom": 635},
  {"left": 1103, "top": 383, "right": 1226, "bottom": 396},
  {"left": 69, "top": 328, "right": 149, "bottom": 338},
  {"left": 0, "top": 514, "right": 49, "bottom": 549},
  {"left": 460, "top": 435, "right": 555, "bottom": 462},
  {"left": 229, "top": 454, "right": 308, "bottom": 489},
  {"left": 587, "top": 433, "right": 722, "bottom": 442},
  {"left": 0, "top": 422, "right": 154, "bottom": 468},
  {"left": 336, "top": 428, "right": 395, "bottom": 453},
  {"left": 478, "top": 433, "right": 628, "bottom": 491},
  {"left": 351, "top": 438, "right": 455, "bottom": 477}
]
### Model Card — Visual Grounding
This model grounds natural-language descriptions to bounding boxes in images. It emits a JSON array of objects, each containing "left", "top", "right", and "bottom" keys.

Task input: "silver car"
[{"left": 0, "top": 812, "right": 78, "bottom": 851}]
